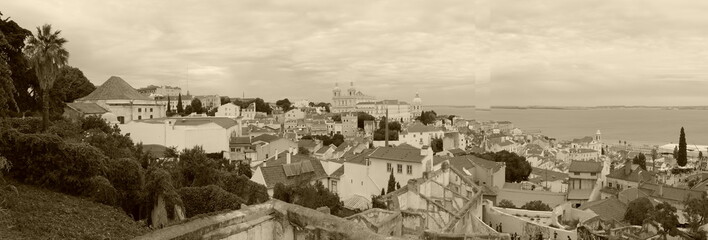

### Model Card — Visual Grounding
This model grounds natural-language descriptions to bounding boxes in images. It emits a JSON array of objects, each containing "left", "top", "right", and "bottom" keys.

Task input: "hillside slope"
[{"left": 0, "top": 180, "right": 149, "bottom": 240}]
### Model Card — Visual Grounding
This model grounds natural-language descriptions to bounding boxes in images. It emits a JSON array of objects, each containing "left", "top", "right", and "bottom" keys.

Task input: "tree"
[
  {"left": 601, "top": 147, "right": 605, "bottom": 155},
  {"left": 700, "top": 151, "right": 704, "bottom": 161},
  {"left": 253, "top": 98, "right": 272, "bottom": 114},
  {"left": 23, "top": 24, "right": 69, "bottom": 131},
  {"left": 190, "top": 98, "right": 203, "bottom": 114},
  {"left": 498, "top": 199, "right": 515, "bottom": 208},
  {"left": 331, "top": 114, "right": 342, "bottom": 122},
  {"left": 678, "top": 127, "right": 688, "bottom": 167},
  {"left": 315, "top": 102, "right": 330, "bottom": 112},
  {"left": 684, "top": 196, "right": 708, "bottom": 232},
  {"left": 474, "top": 151, "right": 532, "bottom": 182},
  {"left": 50, "top": 66, "right": 95, "bottom": 116},
  {"left": 0, "top": 31, "right": 19, "bottom": 117},
  {"left": 219, "top": 96, "right": 230, "bottom": 105},
  {"left": 184, "top": 105, "right": 193, "bottom": 116},
  {"left": 0, "top": 15, "right": 38, "bottom": 118},
  {"left": 416, "top": 111, "right": 437, "bottom": 125},
  {"left": 520, "top": 200, "right": 551, "bottom": 211},
  {"left": 374, "top": 128, "right": 398, "bottom": 141},
  {"left": 298, "top": 147, "right": 310, "bottom": 155},
  {"left": 378, "top": 118, "right": 401, "bottom": 132},
  {"left": 236, "top": 161, "right": 252, "bottom": 178},
  {"left": 275, "top": 98, "right": 293, "bottom": 112},
  {"left": 387, "top": 171, "right": 396, "bottom": 193},
  {"left": 673, "top": 146, "right": 679, "bottom": 159},
  {"left": 652, "top": 148, "right": 658, "bottom": 172},
  {"left": 177, "top": 93, "right": 184, "bottom": 114},
  {"left": 650, "top": 201, "right": 679, "bottom": 240},
  {"left": 357, "top": 112, "right": 375, "bottom": 129},
  {"left": 633, "top": 153, "right": 647, "bottom": 170},
  {"left": 625, "top": 197, "right": 654, "bottom": 225},
  {"left": 431, "top": 138, "right": 443, "bottom": 153},
  {"left": 166, "top": 95, "right": 172, "bottom": 116}
]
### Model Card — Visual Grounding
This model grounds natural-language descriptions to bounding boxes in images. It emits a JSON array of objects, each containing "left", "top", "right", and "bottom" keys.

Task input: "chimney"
[
  {"left": 263, "top": 161, "right": 267, "bottom": 167},
  {"left": 286, "top": 152, "right": 292, "bottom": 164}
]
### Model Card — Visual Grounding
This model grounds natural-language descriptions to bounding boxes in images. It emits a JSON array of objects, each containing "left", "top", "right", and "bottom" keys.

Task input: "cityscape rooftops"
[
  {"left": 568, "top": 160, "right": 603, "bottom": 173},
  {"left": 368, "top": 147, "right": 426, "bottom": 163}
]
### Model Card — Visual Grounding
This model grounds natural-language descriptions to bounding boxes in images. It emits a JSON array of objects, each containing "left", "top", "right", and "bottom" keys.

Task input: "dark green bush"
[
  {"left": 178, "top": 185, "right": 244, "bottom": 218},
  {"left": 0, "top": 117, "right": 43, "bottom": 134},
  {"left": 46, "top": 118, "right": 82, "bottom": 139},
  {"left": 221, "top": 173, "right": 269, "bottom": 205},
  {"left": 83, "top": 176, "right": 118, "bottom": 206},
  {"left": 0, "top": 129, "right": 107, "bottom": 195},
  {"left": 145, "top": 167, "right": 182, "bottom": 221},
  {"left": 106, "top": 158, "right": 145, "bottom": 219}
]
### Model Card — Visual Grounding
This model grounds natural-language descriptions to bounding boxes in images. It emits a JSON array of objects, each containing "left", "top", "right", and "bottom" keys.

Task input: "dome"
[
  {"left": 413, "top": 92, "right": 422, "bottom": 103},
  {"left": 333, "top": 83, "right": 340, "bottom": 91},
  {"left": 101, "top": 112, "right": 119, "bottom": 124}
]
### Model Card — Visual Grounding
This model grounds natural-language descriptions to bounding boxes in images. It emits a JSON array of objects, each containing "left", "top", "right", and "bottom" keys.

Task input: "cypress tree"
[
  {"left": 678, "top": 127, "right": 687, "bottom": 166},
  {"left": 387, "top": 171, "right": 396, "bottom": 193},
  {"left": 177, "top": 93, "right": 184, "bottom": 114},
  {"left": 381, "top": 188, "right": 385, "bottom": 196},
  {"left": 166, "top": 95, "right": 172, "bottom": 115}
]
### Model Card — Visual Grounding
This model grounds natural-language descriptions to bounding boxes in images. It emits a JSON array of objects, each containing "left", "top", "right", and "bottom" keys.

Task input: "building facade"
[
  {"left": 355, "top": 100, "right": 411, "bottom": 122},
  {"left": 331, "top": 82, "right": 376, "bottom": 113},
  {"left": 75, "top": 76, "right": 166, "bottom": 124}
]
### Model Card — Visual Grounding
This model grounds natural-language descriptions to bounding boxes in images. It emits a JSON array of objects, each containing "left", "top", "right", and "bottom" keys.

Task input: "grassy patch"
[{"left": 0, "top": 179, "right": 149, "bottom": 240}]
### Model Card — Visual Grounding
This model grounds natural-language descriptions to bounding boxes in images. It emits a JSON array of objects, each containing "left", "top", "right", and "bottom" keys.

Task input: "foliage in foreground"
[{"left": 273, "top": 181, "right": 344, "bottom": 216}]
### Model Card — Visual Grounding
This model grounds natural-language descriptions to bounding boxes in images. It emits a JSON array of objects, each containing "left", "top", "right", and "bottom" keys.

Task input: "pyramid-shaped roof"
[{"left": 79, "top": 76, "right": 153, "bottom": 101}]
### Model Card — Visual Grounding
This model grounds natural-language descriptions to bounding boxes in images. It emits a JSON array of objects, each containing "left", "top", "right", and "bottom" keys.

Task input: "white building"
[
  {"left": 120, "top": 117, "right": 242, "bottom": 154},
  {"left": 215, "top": 103, "right": 240, "bottom": 118},
  {"left": 284, "top": 108, "right": 306, "bottom": 120},
  {"left": 241, "top": 103, "right": 256, "bottom": 120},
  {"left": 355, "top": 100, "right": 411, "bottom": 122},
  {"left": 399, "top": 123, "right": 445, "bottom": 149},
  {"left": 75, "top": 76, "right": 165, "bottom": 124},
  {"left": 137, "top": 85, "right": 182, "bottom": 97},
  {"left": 331, "top": 82, "right": 376, "bottom": 113},
  {"left": 411, "top": 93, "right": 423, "bottom": 119},
  {"left": 339, "top": 145, "right": 434, "bottom": 200}
]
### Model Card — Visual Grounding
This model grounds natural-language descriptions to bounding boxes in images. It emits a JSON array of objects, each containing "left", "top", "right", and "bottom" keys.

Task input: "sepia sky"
[{"left": 4, "top": 0, "right": 708, "bottom": 106}]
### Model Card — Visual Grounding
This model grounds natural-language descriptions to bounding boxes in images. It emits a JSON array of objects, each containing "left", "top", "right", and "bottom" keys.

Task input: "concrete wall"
[
  {"left": 483, "top": 202, "right": 577, "bottom": 240},
  {"left": 346, "top": 209, "right": 403, "bottom": 236},
  {"left": 496, "top": 187, "right": 567, "bottom": 208},
  {"left": 135, "top": 199, "right": 406, "bottom": 240}
]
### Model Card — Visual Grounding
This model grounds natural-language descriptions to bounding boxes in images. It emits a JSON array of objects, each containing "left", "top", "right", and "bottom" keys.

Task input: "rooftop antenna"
[{"left": 385, "top": 108, "right": 389, "bottom": 147}]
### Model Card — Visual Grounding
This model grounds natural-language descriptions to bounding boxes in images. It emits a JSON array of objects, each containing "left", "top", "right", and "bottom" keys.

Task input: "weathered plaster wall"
[{"left": 483, "top": 202, "right": 576, "bottom": 240}]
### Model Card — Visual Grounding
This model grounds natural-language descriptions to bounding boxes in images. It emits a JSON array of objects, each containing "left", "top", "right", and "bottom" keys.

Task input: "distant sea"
[{"left": 424, "top": 106, "right": 708, "bottom": 146}]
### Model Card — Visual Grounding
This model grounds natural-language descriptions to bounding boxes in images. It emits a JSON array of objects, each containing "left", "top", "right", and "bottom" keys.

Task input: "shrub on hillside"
[
  {"left": 83, "top": 129, "right": 136, "bottom": 159},
  {"left": 81, "top": 115, "right": 113, "bottom": 133},
  {"left": 520, "top": 200, "right": 552, "bottom": 211},
  {"left": 46, "top": 118, "right": 82, "bottom": 139},
  {"left": 273, "top": 181, "right": 343, "bottom": 216},
  {"left": 145, "top": 167, "right": 183, "bottom": 223},
  {"left": 0, "top": 129, "right": 108, "bottom": 195},
  {"left": 83, "top": 176, "right": 118, "bottom": 206},
  {"left": 220, "top": 173, "right": 269, "bottom": 205},
  {"left": 0, "top": 117, "right": 43, "bottom": 134},
  {"left": 498, "top": 199, "right": 516, "bottom": 208},
  {"left": 178, "top": 185, "right": 244, "bottom": 218},
  {"left": 106, "top": 158, "right": 145, "bottom": 219}
]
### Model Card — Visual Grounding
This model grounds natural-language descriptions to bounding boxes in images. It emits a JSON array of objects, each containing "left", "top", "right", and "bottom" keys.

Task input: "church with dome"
[{"left": 331, "top": 82, "right": 376, "bottom": 113}]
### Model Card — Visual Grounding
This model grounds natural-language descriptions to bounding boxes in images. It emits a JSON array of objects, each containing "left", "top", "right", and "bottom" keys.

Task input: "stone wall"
[
  {"left": 483, "top": 201, "right": 576, "bottom": 240},
  {"left": 135, "top": 199, "right": 406, "bottom": 240}
]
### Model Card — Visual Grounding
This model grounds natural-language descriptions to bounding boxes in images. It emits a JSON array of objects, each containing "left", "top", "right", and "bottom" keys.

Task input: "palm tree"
[{"left": 23, "top": 24, "right": 69, "bottom": 131}]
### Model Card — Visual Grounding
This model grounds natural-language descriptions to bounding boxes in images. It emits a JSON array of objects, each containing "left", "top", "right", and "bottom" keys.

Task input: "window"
[
  {"left": 150, "top": 115, "right": 153, "bottom": 119},
  {"left": 590, "top": 173, "right": 596, "bottom": 176},
  {"left": 332, "top": 181, "right": 338, "bottom": 193},
  {"left": 231, "top": 147, "right": 236, "bottom": 152},
  {"left": 117, "top": 116, "right": 125, "bottom": 124},
  {"left": 138, "top": 108, "right": 142, "bottom": 112},
  {"left": 574, "top": 172, "right": 580, "bottom": 176},
  {"left": 397, "top": 164, "right": 402, "bottom": 173},
  {"left": 150, "top": 108, "right": 153, "bottom": 112},
  {"left": 407, "top": 165, "right": 412, "bottom": 175},
  {"left": 608, "top": 182, "right": 612, "bottom": 188},
  {"left": 138, "top": 116, "right": 142, "bottom": 120},
  {"left": 387, "top": 163, "right": 392, "bottom": 172}
]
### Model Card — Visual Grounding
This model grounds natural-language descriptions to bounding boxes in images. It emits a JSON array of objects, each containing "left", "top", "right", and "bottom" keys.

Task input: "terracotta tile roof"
[
  {"left": 567, "top": 189, "right": 593, "bottom": 200},
  {"left": 639, "top": 183, "right": 704, "bottom": 203},
  {"left": 342, "top": 195, "right": 371, "bottom": 210},
  {"left": 578, "top": 198, "right": 627, "bottom": 222},
  {"left": 368, "top": 147, "right": 425, "bottom": 163},
  {"left": 79, "top": 76, "right": 153, "bottom": 101},
  {"left": 136, "top": 117, "right": 240, "bottom": 129},
  {"left": 568, "top": 160, "right": 603, "bottom": 173},
  {"left": 405, "top": 123, "right": 442, "bottom": 133},
  {"left": 316, "top": 145, "right": 334, "bottom": 154},
  {"left": 259, "top": 159, "right": 327, "bottom": 188},
  {"left": 251, "top": 134, "right": 280, "bottom": 144},
  {"left": 65, "top": 102, "right": 108, "bottom": 114},
  {"left": 606, "top": 164, "right": 656, "bottom": 183},
  {"left": 531, "top": 167, "right": 568, "bottom": 182},
  {"left": 344, "top": 149, "right": 376, "bottom": 165},
  {"left": 396, "top": 143, "right": 419, "bottom": 149},
  {"left": 331, "top": 166, "right": 344, "bottom": 178}
]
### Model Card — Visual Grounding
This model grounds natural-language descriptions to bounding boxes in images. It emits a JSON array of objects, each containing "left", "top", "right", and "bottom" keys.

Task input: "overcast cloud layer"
[{"left": 4, "top": 0, "right": 708, "bottom": 106}]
